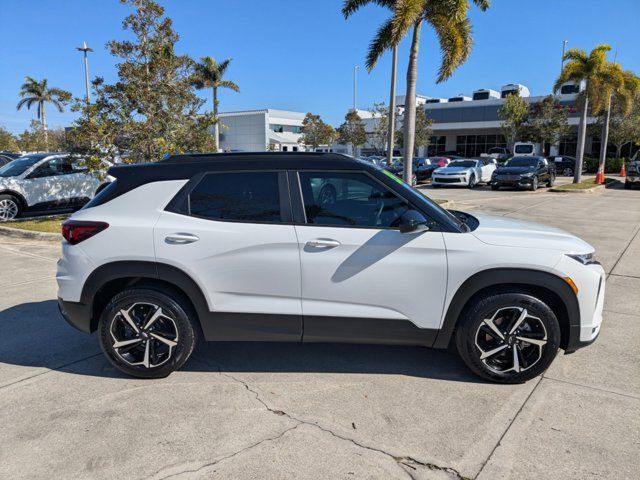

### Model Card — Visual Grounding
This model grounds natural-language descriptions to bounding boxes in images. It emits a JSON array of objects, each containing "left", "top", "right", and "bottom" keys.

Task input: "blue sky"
[{"left": 1, "top": 0, "right": 638, "bottom": 133}]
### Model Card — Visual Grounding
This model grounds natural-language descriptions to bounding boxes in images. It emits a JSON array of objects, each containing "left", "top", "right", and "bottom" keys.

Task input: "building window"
[
  {"left": 558, "top": 136, "right": 578, "bottom": 156},
  {"left": 427, "top": 136, "right": 446, "bottom": 156},
  {"left": 271, "top": 124, "right": 284, "bottom": 133},
  {"left": 456, "top": 134, "right": 506, "bottom": 157},
  {"left": 292, "top": 126, "right": 302, "bottom": 134}
]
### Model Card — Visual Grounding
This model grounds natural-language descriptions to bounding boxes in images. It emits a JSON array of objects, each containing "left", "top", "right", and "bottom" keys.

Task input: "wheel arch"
[
  {"left": 0, "top": 189, "right": 27, "bottom": 210},
  {"left": 80, "top": 261, "right": 210, "bottom": 333},
  {"left": 433, "top": 268, "right": 580, "bottom": 350}
]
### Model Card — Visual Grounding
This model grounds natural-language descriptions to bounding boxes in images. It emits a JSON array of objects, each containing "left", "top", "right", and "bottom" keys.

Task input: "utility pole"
[
  {"left": 76, "top": 41, "right": 93, "bottom": 104},
  {"left": 353, "top": 65, "right": 359, "bottom": 111},
  {"left": 386, "top": 46, "right": 398, "bottom": 165}
]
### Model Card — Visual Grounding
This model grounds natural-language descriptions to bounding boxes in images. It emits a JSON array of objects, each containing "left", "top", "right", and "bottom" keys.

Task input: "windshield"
[
  {"left": 514, "top": 144, "right": 534, "bottom": 154},
  {"left": 449, "top": 160, "right": 477, "bottom": 168},
  {"left": 505, "top": 157, "right": 539, "bottom": 167},
  {"left": 0, "top": 155, "right": 42, "bottom": 177}
]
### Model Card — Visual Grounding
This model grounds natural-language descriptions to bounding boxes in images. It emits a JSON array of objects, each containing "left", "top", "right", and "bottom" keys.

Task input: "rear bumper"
[{"left": 58, "top": 297, "right": 92, "bottom": 333}]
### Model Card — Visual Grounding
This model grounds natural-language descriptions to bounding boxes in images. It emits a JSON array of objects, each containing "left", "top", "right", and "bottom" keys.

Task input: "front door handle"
[
  {"left": 306, "top": 238, "right": 341, "bottom": 248},
  {"left": 165, "top": 233, "right": 200, "bottom": 245}
]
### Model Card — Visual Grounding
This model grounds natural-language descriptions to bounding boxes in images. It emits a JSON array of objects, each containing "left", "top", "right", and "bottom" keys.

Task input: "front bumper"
[
  {"left": 58, "top": 297, "right": 92, "bottom": 333},
  {"left": 433, "top": 175, "right": 468, "bottom": 186},
  {"left": 491, "top": 176, "right": 534, "bottom": 188},
  {"left": 626, "top": 176, "right": 640, "bottom": 184}
]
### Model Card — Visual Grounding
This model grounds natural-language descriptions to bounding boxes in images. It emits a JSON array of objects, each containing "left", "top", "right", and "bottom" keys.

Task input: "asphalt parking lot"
[{"left": 0, "top": 177, "right": 638, "bottom": 480}]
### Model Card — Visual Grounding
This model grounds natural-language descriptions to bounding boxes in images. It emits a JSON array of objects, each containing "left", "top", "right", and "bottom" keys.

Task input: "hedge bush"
[{"left": 583, "top": 157, "right": 628, "bottom": 173}]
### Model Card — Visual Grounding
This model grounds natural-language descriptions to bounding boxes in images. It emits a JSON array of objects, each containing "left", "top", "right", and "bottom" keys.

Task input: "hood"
[
  {"left": 436, "top": 166, "right": 469, "bottom": 174},
  {"left": 471, "top": 213, "right": 593, "bottom": 253},
  {"left": 495, "top": 166, "right": 536, "bottom": 174}
]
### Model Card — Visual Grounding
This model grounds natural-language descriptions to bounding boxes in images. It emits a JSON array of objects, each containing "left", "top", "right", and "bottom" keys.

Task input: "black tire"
[
  {"left": 547, "top": 174, "right": 555, "bottom": 188},
  {"left": 530, "top": 176, "right": 538, "bottom": 191},
  {"left": 98, "top": 287, "right": 199, "bottom": 379},
  {"left": 563, "top": 167, "right": 573, "bottom": 177},
  {"left": 411, "top": 173, "right": 418, "bottom": 187},
  {"left": 624, "top": 182, "right": 631, "bottom": 189},
  {"left": 455, "top": 290, "right": 561, "bottom": 383},
  {"left": 0, "top": 194, "right": 21, "bottom": 221},
  {"left": 468, "top": 174, "right": 476, "bottom": 189},
  {"left": 491, "top": 184, "right": 500, "bottom": 191}
]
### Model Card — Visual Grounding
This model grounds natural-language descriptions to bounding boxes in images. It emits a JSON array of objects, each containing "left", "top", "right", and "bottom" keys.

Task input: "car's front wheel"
[
  {"left": 0, "top": 194, "right": 21, "bottom": 221},
  {"left": 455, "top": 291, "right": 560, "bottom": 383},
  {"left": 468, "top": 174, "right": 476, "bottom": 189},
  {"left": 98, "top": 287, "right": 198, "bottom": 378},
  {"left": 530, "top": 176, "right": 539, "bottom": 191}
]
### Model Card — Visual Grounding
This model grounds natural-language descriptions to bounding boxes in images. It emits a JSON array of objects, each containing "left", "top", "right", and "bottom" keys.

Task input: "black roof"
[{"left": 108, "top": 152, "right": 367, "bottom": 180}]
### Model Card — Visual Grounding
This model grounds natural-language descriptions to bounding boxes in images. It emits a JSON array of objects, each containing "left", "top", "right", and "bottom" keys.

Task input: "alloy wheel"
[
  {"left": 0, "top": 199, "right": 18, "bottom": 221},
  {"left": 110, "top": 302, "right": 179, "bottom": 369},
  {"left": 474, "top": 306, "right": 548, "bottom": 374},
  {"left": 563, "top": 167, "right": 573, "bottom": 177}
]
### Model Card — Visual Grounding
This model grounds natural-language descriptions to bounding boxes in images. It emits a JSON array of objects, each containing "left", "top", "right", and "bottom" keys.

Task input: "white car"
[
  {"left": 432, "top": 158, "right": 496, "bottom": 188},
  {"left": 0, "top": 153, "right": 110, "bottom": 221},
  {"left": 56, "top": 152, "right": 604, "bottom": 383}
]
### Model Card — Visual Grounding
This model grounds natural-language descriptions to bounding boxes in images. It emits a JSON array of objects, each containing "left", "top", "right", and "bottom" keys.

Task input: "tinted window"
[
  {"left": 29, "top": 157, "right": 74, "bottom": 178},
  {"left": 514, "top": 144, "right": 534, "bottom": 154},
  {"left": 449, "top": 160, "right": 477, "bottom": 168},
  {"left": 0, "top": 155, "right": 42, "bottom": 177},
  {"left": 506, "top": 157, "right": 539, "bottom": 167},
  {"left": 189, "top": 172, "right": 283, "bottom": 223},
  {"left": 298, "top": 172, "right": 411, "bottom": 228}
]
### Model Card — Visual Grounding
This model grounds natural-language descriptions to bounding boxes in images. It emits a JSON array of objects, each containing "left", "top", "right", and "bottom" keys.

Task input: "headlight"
[
  {"left": 566, "top": 252, "right": 599, "bottom": 265},
  {"left": 521, "top": 172, "right": 535, "bottom": 177}
]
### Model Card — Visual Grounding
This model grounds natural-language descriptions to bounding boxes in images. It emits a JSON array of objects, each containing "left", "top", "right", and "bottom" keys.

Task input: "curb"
[
  {"left": 0, "top": 225, "right": 61, "bottom": 242},
  {"left": 549, "top": 184, "right": 607, "bottom": 193}
]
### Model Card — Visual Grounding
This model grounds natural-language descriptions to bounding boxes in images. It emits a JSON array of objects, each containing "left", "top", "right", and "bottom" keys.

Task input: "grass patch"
[
  {"left": 3, "top": 215, "right": 69, "bottom": 233},
  {"left": 554, "top": 177, "right": 617, "bottom": 190}
]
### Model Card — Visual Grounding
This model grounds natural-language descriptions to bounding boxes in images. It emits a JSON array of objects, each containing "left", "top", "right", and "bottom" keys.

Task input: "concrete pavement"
[{"left": 0, "top": 181, "right": 638, "bottom": 479}]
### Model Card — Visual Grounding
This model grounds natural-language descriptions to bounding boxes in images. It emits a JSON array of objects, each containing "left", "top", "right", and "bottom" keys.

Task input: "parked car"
[
  {"left": 552, "top": 156, "right": 587, "bottom": 177},
  {"left": 625, "top": 152, "right": 640, "bottom": 189},
  {"left": 0, "top": 153, "right": 110, "bottom": 221},
  {"left": 432, "top": 158, "right": 496, "bottom": 188},
  {"left": 57, "top": 152, "right": 604, "bottom": 384},
  {"left": 0, "top": 155, "right": 16, "bottom": 167},
  {"left": 491, "top": 156, "right": 556, "bottom": 191},
  {"left": 385, "top": 157, "right": 432, "bottom": 185}
]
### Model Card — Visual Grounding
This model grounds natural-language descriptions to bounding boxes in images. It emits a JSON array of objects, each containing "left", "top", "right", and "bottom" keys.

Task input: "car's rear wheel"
[
  {"left": 455, "top": 291, "right": 560, "bottom": 383},
  {"left": 0, "top": 194, "right": 21, "bottom": 221},
  {"left": 491, "top": 184, "right": 500, "bottom": 191},
  {"left": 98, "top": 288, "right": 198, "bottom": 378},
  {"left": 563, "top": 167, "right": 573, "bottom": 177}
]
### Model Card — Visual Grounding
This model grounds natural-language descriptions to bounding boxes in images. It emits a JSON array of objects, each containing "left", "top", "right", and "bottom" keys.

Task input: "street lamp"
[
  {"left": 560, "top": 40, "right": 568, "bottom": 76},
  {"left": 353, "top": 65, "right": 359, "bottom": 111},
  {"left": 76, "top": 41, "right": 93, "bottom": 104}
]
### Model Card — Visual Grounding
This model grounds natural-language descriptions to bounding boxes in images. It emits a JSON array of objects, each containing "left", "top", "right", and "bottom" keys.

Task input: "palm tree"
[
  {"left": 594, "top": 66, "right": 640, "bottom": 180},
  {"left": 554, "top": 45, "right": 611, "bottom": 183},
  {"left": 343, "top": 0, "right": 490, "bottom": 183},
  {"left": 191, "top": 57, "right": 240, "bottom": 151},
  {"left": 16, "top": 76, "right": 70, "bottom": 148}
]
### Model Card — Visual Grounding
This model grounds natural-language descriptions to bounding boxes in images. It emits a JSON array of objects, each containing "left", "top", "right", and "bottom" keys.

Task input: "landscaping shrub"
[{"left": 583, "top": 157, "right": 627, "bottom": 173}]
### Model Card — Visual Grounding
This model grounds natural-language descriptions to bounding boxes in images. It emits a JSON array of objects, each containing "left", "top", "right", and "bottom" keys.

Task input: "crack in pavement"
[{"left": 214, "top": 367, "right": 469, "bottom": 480}]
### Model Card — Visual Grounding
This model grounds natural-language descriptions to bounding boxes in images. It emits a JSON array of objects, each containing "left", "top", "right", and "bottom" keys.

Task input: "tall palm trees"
[
  {"left": 16, "top": 76, "right": 71, "bottom": 147},
  {"left": 343, "top": 0, "right": 490, "bottom": 183},
  {"left": 554, "top": 45, "right": 611, "bottom": 183},
  {"left": 191, "top": 57, "right": 240, "bottom": 151}
]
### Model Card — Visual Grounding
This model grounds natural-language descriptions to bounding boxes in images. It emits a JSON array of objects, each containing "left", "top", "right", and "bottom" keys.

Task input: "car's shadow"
[{"left": 0, "top": 300, "right": 482, "bottom": 384}]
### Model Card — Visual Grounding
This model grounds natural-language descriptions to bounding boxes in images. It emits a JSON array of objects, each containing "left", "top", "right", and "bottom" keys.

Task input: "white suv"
[
  {"left": 56, "top": 153, "right": 605, "bottom": 383},
  {"left": 0, "top": 153, "right": 107, "bottom": 221}
]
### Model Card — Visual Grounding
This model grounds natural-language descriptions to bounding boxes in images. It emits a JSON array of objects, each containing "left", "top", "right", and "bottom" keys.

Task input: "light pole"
[
  {"left": 386, "top": 46, "right": 398, "bottom": 164},
  {"left": 353, "top": 65, "right": 359, "bottom": 111},
  {"left": 560, "top": 40, "right": 568, "bottom": 76},
  {"left": 76, "top": 41, "right": 93, "bottom": 104}
]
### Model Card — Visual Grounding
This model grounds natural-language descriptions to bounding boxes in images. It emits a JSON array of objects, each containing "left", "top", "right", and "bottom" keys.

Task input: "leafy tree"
[
  {"left": 606, "top": 96, "right": 640, "bottom": 159},
  {"left": 554, "top": 44, "right": 612, "bottom": 183},
  {"left": 343, "top": 0, "right": 490, "bottom": 183},
  {"left": 337, "top": 110, "right": 367, "bottom": 156},
  {"left": 16, "top": 120, "right": 68, "bottom": 152},
  {"left": 69, "top": 0, "right": 215, "bottom": 166},
  {"left": 191, "top": 57, "right": 240, "bottom": 151},
  {"left": 396, "top": 106, "right": 432, "bottom": 155},
  {"left": 527, "top": 95, "right": 571, "bottom": 154},
  {"left": 368, "top": 102, "right": 389, "bottom": 154},
  {"left": 16, "top": 76, "right": 71, "bottom": 148},
  {"left": 0, "top": 127, "right": 19, "bottom": 152},
  {"left": 498, "top": 94, "right": 529, "bottom": 148},
  {"left": 298, "top": 113, "right": 336, "bottom": 150}
]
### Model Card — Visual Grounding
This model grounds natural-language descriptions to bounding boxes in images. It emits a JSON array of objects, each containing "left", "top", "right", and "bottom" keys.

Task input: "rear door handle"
[
  {"left": 165, "top": 233, "right": 200, "bottom": 245},
  {"left": 306, "top": 238, "right": 341, "bottom": 248}
]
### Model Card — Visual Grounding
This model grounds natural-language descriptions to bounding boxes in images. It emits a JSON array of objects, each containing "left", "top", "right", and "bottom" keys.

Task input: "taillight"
[{"left": 61, "top": 220, "right": 109, "bottom": 245}]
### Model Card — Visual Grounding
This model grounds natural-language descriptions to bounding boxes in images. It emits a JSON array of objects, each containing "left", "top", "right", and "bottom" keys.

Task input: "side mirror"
[{"left": 399, "top": 210, "right": 430, "bottom": 234}]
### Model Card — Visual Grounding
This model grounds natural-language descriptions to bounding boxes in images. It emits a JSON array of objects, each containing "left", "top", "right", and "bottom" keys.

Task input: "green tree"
[
  {"left": 16, "top": 120, "right": 68, "bottom": 152},
  {"left": 298, "top": 113, "right": 336, "bottom": 150},
  {"left": 527, "top": 95, "right": 571, "bottom": 155},
  {"left": 498, "top": 93, "right": 529, "bottom": 148},
  {"left": 16, "top": 76, "right": 71, "bottom": 149},
  {"left": 396, "top": 106, "right": 432, "bottom": 155},
  {"left": 0, "top": 127, "right": 19, "bottom": 152},
  {"left": 369, "top": 102, "right": 389, "bottom": 155},
  {"left": 343, "top": 0, "right": 490, "bottom": 183},
  {"left": 69, "top": 0, "right": 215, "bottom": 165},
  {"left": 606, "top": 96, "right": 640, "bottom": 159},
  {"left": 191, "top": 57, "right": 240, "bottom": 151},
  {"left": 337, "top": 110, "right": 367, "bottom": 156},
  {"left": 554, "top": 44, "right": 612, "bottom": 183}
]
